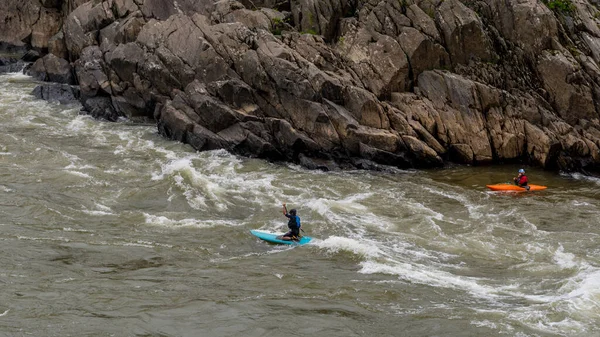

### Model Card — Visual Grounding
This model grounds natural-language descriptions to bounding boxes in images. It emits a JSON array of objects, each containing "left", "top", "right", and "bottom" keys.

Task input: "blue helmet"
[{"left": 518, "top": 169, "right": 525, "bottom": 174}]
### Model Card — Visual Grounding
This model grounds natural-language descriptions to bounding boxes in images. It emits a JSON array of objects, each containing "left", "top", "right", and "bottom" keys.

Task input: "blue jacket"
[{"left": 286, "top": 214, "right": 301, "bottom": 229}]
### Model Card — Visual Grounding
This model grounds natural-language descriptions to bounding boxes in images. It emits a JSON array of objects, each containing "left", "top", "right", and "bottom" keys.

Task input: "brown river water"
[{"left": 1, "top": 72, "right": 600, "bottom": 336}]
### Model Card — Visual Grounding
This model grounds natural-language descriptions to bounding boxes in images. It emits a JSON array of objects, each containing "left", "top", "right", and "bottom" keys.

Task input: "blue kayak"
[{"left": 250, "top": 230, "right": 312, "bottom": 245}]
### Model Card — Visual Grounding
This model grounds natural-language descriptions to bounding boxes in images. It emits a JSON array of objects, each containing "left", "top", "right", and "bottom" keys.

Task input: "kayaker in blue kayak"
[{"left": 281, "top": 203, "right": 301, "bottom": 241}]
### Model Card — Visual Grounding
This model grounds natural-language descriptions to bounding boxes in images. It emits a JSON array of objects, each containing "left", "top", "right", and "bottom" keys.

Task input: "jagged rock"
[
  {"left": 21, "top": 50, "right": 40, "bottom": 62},
  {"left": 338, "top": 26, "right": 410, "bottom": 97},
  {"left": 105, "top": 42, "right": 145, "bottom": 84},
  {"left": 31, "top": 83, "right": 80, "bottom": 104},
  {"left": 291, "top": 0, "right": 354, "bottom": 41},
  {"left": 435, "top": 0, "right": 493, "bottom": 65},
  {"left": 81, "top": 96, "right": 120, "bottom": 121},
  {"left": 0, "top": 1, "right": 42, "bottom": 46},
  {"left": 75, "top": 46, "right": 111, "bottom": 97},
  {"left": 41, "top": 0, "right": 62, "bottom": 8},
  {"left": 484, "top": 0, "right": 557, "bottom": 54},
  {"left": 398, "top": 27, "right": 449, "bottom": 84},
  {"left": 0, "top": 56, "right": 18, "bottom": 66},
  {"left": 31, "top": 8, "right": 62, "bottom": 49},
  {"left": 27, "top": 54, "right": 74, "bottom": 84},
  {"left": 298, "top": 153, "right": 339, "bottom": 171},
  {"left": 222, "top": 9, "right": 271, "bottom": 30},
  {"left": 406, "top": 4, "right": 440, "bottom": 43},
  {"left": 537, "top": 50, "right": 598, "bottom": 123},
  {"left": 0, "top": 61, "right": 28, "bottom": 73},
  {"left": 140, "top": 0, "right": 213, "bottom": 20},
  {"left": 359, "top": 142, "right": 412, "bottom": 168},
  {"left": 401, "top": 135, "right": 444, "bottom": 167},
  {"left": 48, "top": 32, "right": 68, "bottom": 59},
  {"left": 111, "top": 87, "right": 148, "bottom": 118},
  {"left": 63, "top": 1, "right": 115, "bottom": 60},
  {"left": 112, "top": 0, "right": 138, "bottom": 18}
]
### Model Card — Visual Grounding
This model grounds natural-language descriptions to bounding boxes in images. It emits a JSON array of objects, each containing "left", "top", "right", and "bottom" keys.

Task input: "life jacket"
[
  {"left": 518, "top": 175, "right": 528, "bottom": 186},
  {"left": 288, "top": 215, "right": 301, "bottom": 229}
]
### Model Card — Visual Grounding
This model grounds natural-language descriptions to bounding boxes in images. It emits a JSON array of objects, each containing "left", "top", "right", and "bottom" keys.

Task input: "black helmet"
[{"left": 289, "top": 209, "right": 297, "bottom": 215}]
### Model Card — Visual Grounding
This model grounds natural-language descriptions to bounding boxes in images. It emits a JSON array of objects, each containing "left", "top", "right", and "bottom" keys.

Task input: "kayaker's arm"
[{"left": 282, "top": 203, "right": 288, "bottom": 216}]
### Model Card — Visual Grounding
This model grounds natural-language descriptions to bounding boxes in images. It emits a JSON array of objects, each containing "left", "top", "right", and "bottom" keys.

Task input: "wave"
[
  {"left": 314, "top": 236, "right": 384, "bottom": 259},
  {"left": 143, "top": 213, "right": 239, "bottom": 229},
  {"left": 561, "top": 171, "right": 600, "bottom": 186}
]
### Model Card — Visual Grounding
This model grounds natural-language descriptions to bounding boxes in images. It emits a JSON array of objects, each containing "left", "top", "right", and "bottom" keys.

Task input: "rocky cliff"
[{"left": 3, "top": 0, "right": 600, "bottom": 173}]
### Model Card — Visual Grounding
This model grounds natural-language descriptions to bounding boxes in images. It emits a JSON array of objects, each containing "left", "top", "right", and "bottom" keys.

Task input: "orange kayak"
[{"left": 486, "top": 184, "right": 547, "bottom": 192}]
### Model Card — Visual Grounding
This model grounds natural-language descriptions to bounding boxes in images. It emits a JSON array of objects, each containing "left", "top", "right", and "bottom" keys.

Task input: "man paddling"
[
  {"left": 281, "top": 203, "right": 301, "bottom": 241},
  {"left": 513, "top": 169, "right": 529, "bottom": 189}
]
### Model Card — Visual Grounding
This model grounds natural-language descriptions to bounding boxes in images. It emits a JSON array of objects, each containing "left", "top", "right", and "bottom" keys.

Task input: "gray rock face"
[
  {"left": 0, "top": 0, "right": 79, "bottom": 51},
  {"left": 0, "top": 1, "right": 43, "bottom": 48},
  {"left": 435, "top": 0, "right": 493, "bottom": 65},
  {"left": 5, "top": 0, "right": 600, "bottom": 173}
]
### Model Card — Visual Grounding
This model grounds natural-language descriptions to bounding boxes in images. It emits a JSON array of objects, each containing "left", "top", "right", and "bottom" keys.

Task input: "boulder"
[
  {"left": 74, "top": 46, "right": 111, "bottom": 97},
  {"left": 484, "top": 0, "right": 557, "bottom": 54},
  {"left": 32, "top": 83, "right": 81, "bottom": 104},
  {"left": 435, "top": 0, "right": 493, "bottom": 65},
  {"left": 536, "top": 50, "right": 598, "bottom": 123},
  {"left": 27, "top": 54, "right": 74, "bottom": 84},
  {"left": 48, "top": 32, "right": 68, "bottom": 59},
  {"left": 81, "top": 96, "right": 120, "bottom": 121},
  {"left": 63, "top": 1, "right": 116, "bottom": 60},
  {"left": 291, "top": 0, "right": 354, "bottom": 41},
  {"left": 31, "top": 8, "right": 62, "bottom": 50},
  {"left": 338, "top": 27, "right": 410, "bottom": 97}
]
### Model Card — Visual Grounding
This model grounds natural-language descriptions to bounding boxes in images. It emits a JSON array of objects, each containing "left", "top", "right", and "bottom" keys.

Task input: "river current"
[{"left": 1, "top": 72, "right": 599, "bottom": 336}]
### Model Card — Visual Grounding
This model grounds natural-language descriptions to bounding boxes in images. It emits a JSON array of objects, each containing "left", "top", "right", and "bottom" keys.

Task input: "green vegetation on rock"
[{"left": 542, "top": 0, "right": 576, "bottom": 14}]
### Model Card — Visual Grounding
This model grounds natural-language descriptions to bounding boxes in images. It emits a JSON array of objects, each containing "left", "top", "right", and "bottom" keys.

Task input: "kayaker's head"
[
  {"left": 289, "top": 209, "right": 297, "bottom": 216},
  {"left": 518, "top": 169, "right": 525, "bottom": 175}
]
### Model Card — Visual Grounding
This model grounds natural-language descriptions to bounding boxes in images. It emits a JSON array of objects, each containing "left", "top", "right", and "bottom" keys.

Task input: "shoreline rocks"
[{"left": 1, "top": 0, "right": 600, "bottom": 174}]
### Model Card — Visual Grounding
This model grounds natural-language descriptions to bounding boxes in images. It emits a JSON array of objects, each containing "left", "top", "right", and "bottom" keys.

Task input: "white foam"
[
  {"left": 470, "top": 319, "right": 497, "bottom": 329},
  {"left": 359, "top": 260, "right": 498, "bottom": 299},
  {"left": 65, "top": 170, "right": 91, "bottom": 179},
  {"left": 95, "top": 203, "right": 112, "bottom": 212},
  {"left": 143, "top": 213, "right": 238, "bottom": 228},
  {"left": 314, "top": 236, "right": 384, "bottom": 259},
  {"left": 421, "top": 185, "right": 484, "bottom": 219},
  {"left": 62, "top": 227, "right": 94, "bottom": 233},
  {"left": 122, "top": 242, "right": 155, "bottom": 248},
  {"left": 2, "top": 71, "right": 30, "bottom": 80},
  {"left": 151, "top": 151, "right": 285, "bottom": 211},
  {"left": 553, "top": 245, "right": 579, "bottom": 270},
  {"left": 152, "top": 157, "right": 192, "bottom": 181},
  {"left": 81, "top": 209, "right": 113, "bottom": 216},
  {"left": 66, "top": 116, "right": 90, "bottom": 132},
  {"left": 562, "top": 172, "right": 600, "bottom": 185},
  {"left": 65, "top": 162, "right": 96, "bottom": 170},
  {"left": 304, "top": 194, "right": 370, "bottom": 217},
  {"left": 561, "top": 269, "right": 600, "bottom": 306}
]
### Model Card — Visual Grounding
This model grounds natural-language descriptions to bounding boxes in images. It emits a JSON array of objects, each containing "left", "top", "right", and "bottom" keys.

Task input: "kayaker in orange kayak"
[
  {"left": 513, "top": 169, "right": 528, "bottom": 188},
  {"left": 487, "top": 169, "right": 546, "bottom": 191}
]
